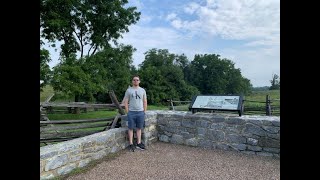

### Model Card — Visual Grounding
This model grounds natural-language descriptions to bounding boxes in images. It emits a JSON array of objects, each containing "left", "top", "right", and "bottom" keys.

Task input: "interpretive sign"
[{"left": 189, "top": 95, "right": 244, "bottom": 116}]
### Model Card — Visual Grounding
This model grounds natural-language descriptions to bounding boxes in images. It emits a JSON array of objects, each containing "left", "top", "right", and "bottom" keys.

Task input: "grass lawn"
[{"left": 48, "top": 110, "right": 118, "bottom": 120}]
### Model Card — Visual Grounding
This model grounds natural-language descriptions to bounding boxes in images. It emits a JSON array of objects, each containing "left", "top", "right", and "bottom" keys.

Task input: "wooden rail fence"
[
  {"left": 167, "top": 95, "right": 280, "bottom": 116},
  {"left": 40, "top": 90, "right": 126, "bottom": 145}
]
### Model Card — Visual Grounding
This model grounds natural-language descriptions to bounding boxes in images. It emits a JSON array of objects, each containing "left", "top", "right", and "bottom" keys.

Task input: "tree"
[
  {"left": 269, "top": 74, "right": 280, "bottom": 90},
  {"left": 40, "top": 41, "right": 52, "bottom": 91},
  {"left": 40, "top": 0, "right": 140, "bottom": 101},
  {"left": 139, "top": 49, "right": 199, "bottom": 104},
  {"left": 51, "top": 45, "right": 134, "bottom": 102},
  {"left": 40, "top": 0, "right": 141, "bottom": 59},
  {"left": 186, "top": 54, "right": 252, "bottom": 95}
]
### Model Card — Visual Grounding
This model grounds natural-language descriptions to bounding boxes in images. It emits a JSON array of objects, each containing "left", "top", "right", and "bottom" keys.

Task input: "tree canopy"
[
  {"left": 269, "top": 74, "right": 280, "bottom": 90},
  {"left": 185, "top": 54, "right": 252, "bottom": 95},
  {"left": 40, "top": 0, "right": 140, "bottom": 101},
  {"left": 40, "top": 0, "right": 140, "bottom": 58}
]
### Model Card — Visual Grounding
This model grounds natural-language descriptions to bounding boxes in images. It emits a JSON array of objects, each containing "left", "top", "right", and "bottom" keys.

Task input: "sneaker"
[
  {"left": 136, "top": 143, "right": 145, "bottom": 150},
  {"left": 128, "top": 144, "right": 135, "bottom": 152}
]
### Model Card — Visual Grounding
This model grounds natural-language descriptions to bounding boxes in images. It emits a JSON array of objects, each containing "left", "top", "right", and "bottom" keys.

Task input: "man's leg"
[
  {"left": 135, "top": 111, "right": 145, "bottom": 150},
  {"left": 136, "top": 128, "right": 141, "bottom": 144},
  {"left": 128, "top": 129, "right": 134, "bottom": 144},
  {"left": 127, "top": 112, "right": 135, "bottom": 151}
]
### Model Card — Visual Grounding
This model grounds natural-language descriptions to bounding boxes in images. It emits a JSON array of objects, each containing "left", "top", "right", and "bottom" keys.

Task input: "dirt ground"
[{"left": 66, "top": 141, "right": 280, "bottom": 180}]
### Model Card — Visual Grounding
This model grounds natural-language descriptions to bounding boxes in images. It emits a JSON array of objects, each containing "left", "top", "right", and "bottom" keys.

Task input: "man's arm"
[
  {"left": 123, "top": 90, "right": 129, "bottom": 114},
  {"left": 124, "top": 97, "right": 129, "bottom": 114},
  {"left": 143, "top": 93, "right": 147, "bottom": 113}
]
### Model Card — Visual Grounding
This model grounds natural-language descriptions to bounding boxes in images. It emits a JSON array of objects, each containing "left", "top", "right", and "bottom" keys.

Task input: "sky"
[{"left": 44, "top": 0, "right": 280, "bottom": 87}]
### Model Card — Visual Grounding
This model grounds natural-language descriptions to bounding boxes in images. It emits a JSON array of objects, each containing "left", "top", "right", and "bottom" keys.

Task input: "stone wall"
[
  {"left": 40, "top": 112, "right": 158, "bottom": 180},
  {"left": 157, "top": 111, "right": 280, "bottom": 158},
  {"left": 40, "top": 110, "right": 280, "bottom": 179}
]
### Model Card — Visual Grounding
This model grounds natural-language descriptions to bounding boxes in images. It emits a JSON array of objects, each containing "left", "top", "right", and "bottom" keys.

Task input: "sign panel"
[{"left": 189, "top": 95, "right": 244, "bottom": 116}]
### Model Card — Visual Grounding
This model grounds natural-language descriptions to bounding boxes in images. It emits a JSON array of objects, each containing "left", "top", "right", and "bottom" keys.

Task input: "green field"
[
  {"left": 40, "top": 87, "right": 279, "bottom": 147},
  {"left": 41, "top": 85, "right": 280, "bottom": 117}
]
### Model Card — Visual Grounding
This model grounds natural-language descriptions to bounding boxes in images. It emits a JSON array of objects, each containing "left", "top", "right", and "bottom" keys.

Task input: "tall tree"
[
  {"left": 40, "top": 0, "right": 140, "bottom": 101},
  {"left": 186, "top": 54, "right": 252, "bottom": 95},
  {"left": 139, "top": 49, "right": 199, "bottom": 104},
  {"left": 40, "top": 0, "right": 140, "bottom": 59},
  {"left": 51, "top": 45, "right": 134, "bottom": 102},
  {"left": 40, "top": 41, "right": 52, "bottom": 91},
  {"left": 269, "top": 74, "right": 280, "bottom": 90}
]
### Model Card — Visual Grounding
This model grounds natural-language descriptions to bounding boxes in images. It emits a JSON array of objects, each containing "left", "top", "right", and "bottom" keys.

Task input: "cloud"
[
  {"left": 119, "top": 25, "right": 185, "bottom": 66},
  {"left": 43, "top": 0, "right": 280, "bottom": 87},
  {"left": 168, "top": 0, "right": 280, "bottom": 41}
]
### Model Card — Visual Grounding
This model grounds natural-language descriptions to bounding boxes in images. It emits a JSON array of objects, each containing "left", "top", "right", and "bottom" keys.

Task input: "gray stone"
[
  {"left": 69, "top": 149, "right": 81, "bottom": 156},
  {"left": 58, "top": 143, "right": 81, "bottom": 154},
  {"left": 159, "top": 135, "right": 169, "bottom": 142},
  {"left": 83, "top": 147, "right": 95, "bottom": 153},
  {"left": 196, "top": 120, "right": 210, "bottom": 128},
  {"left": 93, "top": 150, "right": 107, "bottom": 160},
  {"left": 181, "top": 119, "right": 196, "bottom": 128},
  {"left": 40, "top": 150, "right": 58, "bottom": 159},
  {"left": 208, "top": 130, "right": 225, "bottom": 142},
  {"left": 40, "top": 161, "right": 44, "bottom": 173},
  {"left": 164, "top": 131, "right": 172, "bottom": 136},
  {"left": 210, "top": 117, "right": 225, "bottom": 123},
  {"left": 199, "top": 140, "right": 213, "bottom": 148},
  {"left": 40, "top": 173, "right": 55, "bottom": 180},
  {"left": 256, "top": 152, "right": 274, "bottom": 157},
  {"left": 170, "top": 134, "right": 184, "bottom": 144},
  {"left": 111, "top": 146, "right": 120, "bottom": 153},
  {"left": 258, "top": 137, "right": 280, "bottom": 148},
  {"left": 82, "top": 141, "right": 95, "bottom": 149},
  {"left": 262, "top": 126, "right": 280, "bottom": 134},
  {"left": 243, "top": 123, "right": 266, "bottom": 136},
  {"left": 164, "top": 126, "right": 177, "bottom": 134},
  {"left": 181, "top": 131, "right": 194, "bottom": 139},
  {"left": 210, "top": 123, "right": 224, "bottom": 130},
  {"left": 271, "top": 121, "right": 280, "bottom": 127},
  {"left": 168, "top": 120, "right": 181, "bottom": 127},
  {"left": 197, "top": 128, "right": 206, "bottom": 136},
  {"left": 57, "top": 163, "right": 77, "bottom": 175},
  {"left": 247, "top": 119, "right": 263, "bottom": 126},
  {"left": 186, "top": 138, "right": 198, "bottom": 147},
  {"left": 262, "top": 120, "right": 273, "bottom": 126},
  {"left": 45, "top": 154, "right": 68, "bottom": 171},
  {"left": 82, "top": 153, "right": 94, "bottom": 159},
  {"left": 157, "top": 118, "right": 168, "bottom": 125},
  {"left": 69, "top": 155, "right": 82, "bottom": 163},
  {"left": 263, "top": 147, "right": 280, "bottom": 153},
  {"left": 216, "top": 143, "right": 229, "bottom": 150},
  {"left": 247, "top": 138, "right": 258, "bottom": 145},
  {"left": 273, "top": 154, "right": 280, "bottom": 158},
  {"left": 247, "top": 145, "right": 262, "bottom": 151},
  {"left": 225, "top": 125, "right": 242, "bottom": 134},
  {"left": 225, "top": 117, "right": 245, "bottom": 125},
  {"left": 230, "top": 144, "right": 247, "bottom": 151},
  {"left": 242, "top": 151, "right": 256, "bottom": 155},
  {"left": 184, "top": 127, "right": 196, "bottom": 134},
  {"left": 78, "top": 159, "right": 91, "bottom": 168},
  {"left": 225, "top": 134, "right": 246, "bottom": 144}
]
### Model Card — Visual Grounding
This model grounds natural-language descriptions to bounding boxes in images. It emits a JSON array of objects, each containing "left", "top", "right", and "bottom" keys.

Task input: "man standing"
[{"left": 123, "top": 75, "right": 147, "bottom": 152}]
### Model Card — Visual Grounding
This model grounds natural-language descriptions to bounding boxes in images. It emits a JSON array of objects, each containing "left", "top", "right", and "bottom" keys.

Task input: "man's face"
[{"left": 132, "top": 77, "right": 140, "bottom": 86}]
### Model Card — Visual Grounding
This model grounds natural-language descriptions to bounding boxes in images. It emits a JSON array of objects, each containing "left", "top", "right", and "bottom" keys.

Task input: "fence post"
[
  {"left": 266, "top": 95, "right": 271, "bottom": 116},
  {"left": 170, "top": 99, "right": 175, "bottom": 111}
]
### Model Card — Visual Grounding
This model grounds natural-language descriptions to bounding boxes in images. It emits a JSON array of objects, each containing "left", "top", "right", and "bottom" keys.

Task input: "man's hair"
[{"left": 132, "top": 75, "right": 140, "bottom": 80}]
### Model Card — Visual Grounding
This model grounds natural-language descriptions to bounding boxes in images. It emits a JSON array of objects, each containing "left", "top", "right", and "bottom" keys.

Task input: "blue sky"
[{"left": 44, "top": 0, "right": 280, "bottom": 87}]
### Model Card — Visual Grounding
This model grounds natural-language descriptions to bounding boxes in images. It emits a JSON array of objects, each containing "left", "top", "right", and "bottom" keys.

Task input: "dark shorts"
[{"left": 127, "top": 111, "right": 145, "bottom": 129}]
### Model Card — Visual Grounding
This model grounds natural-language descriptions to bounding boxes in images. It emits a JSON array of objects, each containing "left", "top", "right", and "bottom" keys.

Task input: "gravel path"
[{"left": 67, "top": 142, "right": 280, "bottom": 180}]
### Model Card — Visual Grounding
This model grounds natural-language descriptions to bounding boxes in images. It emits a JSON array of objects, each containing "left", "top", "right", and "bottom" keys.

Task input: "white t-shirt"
[{"left": 124, "top": 87, "right": 146, "bottom": 111}]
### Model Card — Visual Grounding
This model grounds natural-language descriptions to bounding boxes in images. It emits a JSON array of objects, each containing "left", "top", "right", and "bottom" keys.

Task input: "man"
[{"left": 123, "top": 75, "right": 147, "bottom": 152}]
